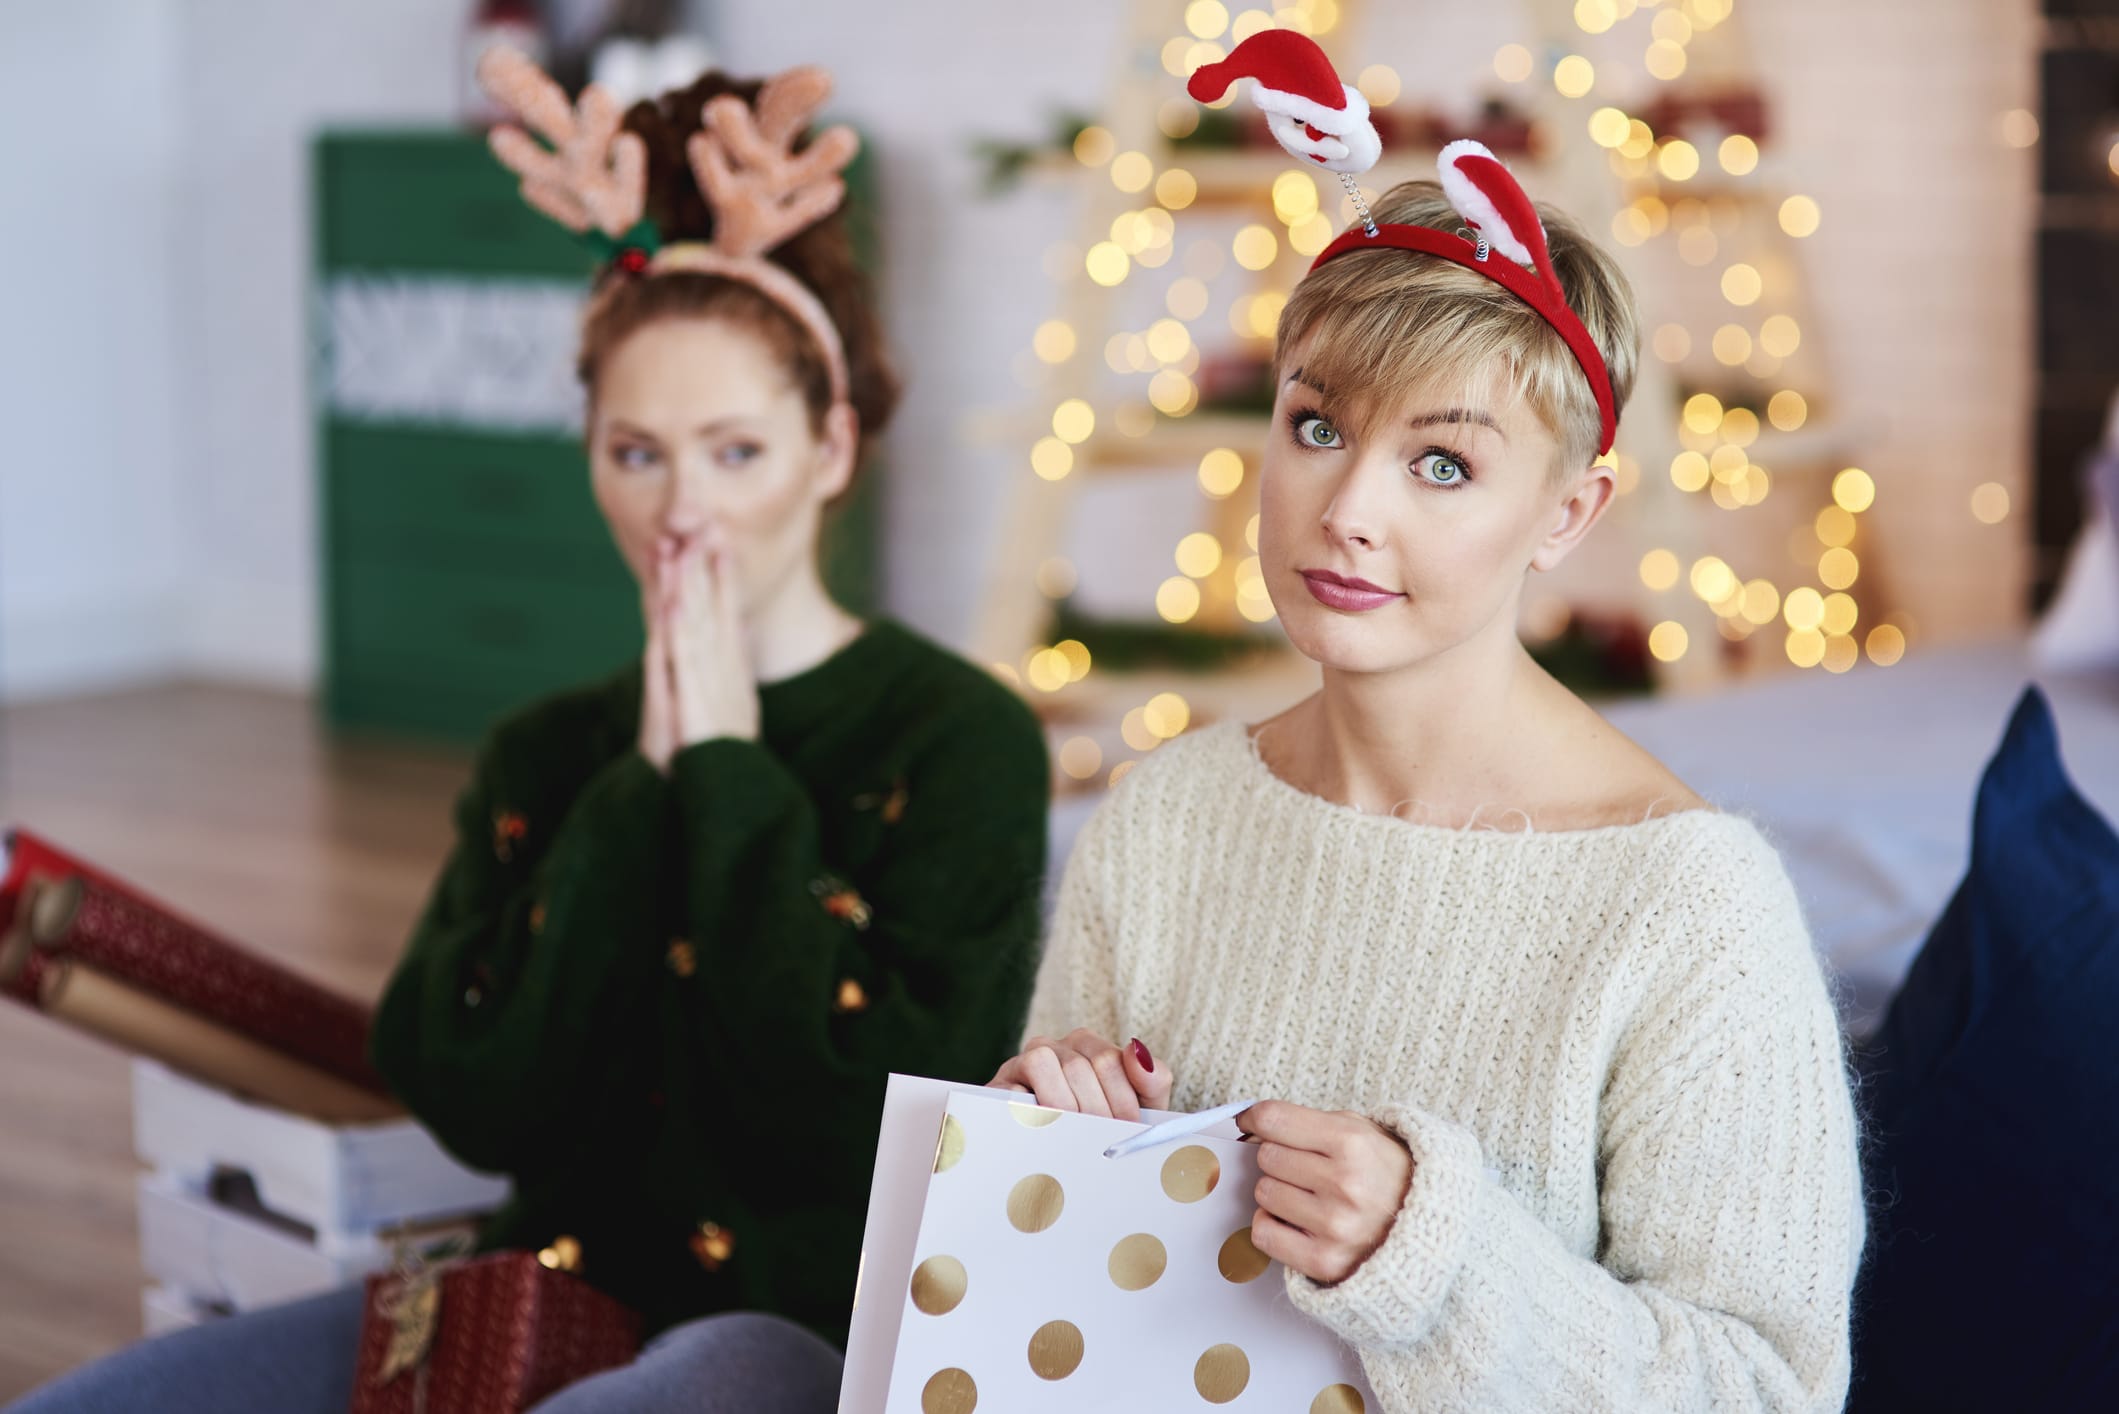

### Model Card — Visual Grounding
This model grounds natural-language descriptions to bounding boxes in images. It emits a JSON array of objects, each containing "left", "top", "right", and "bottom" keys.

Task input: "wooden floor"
[{"left": 0, "top": 683, "right": 471, "bottom": 1399}]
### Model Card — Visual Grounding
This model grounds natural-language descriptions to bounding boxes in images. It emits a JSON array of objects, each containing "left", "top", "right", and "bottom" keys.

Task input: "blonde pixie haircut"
[{"left": 1275, "top": 181, "right": 1642, "bottom": 477}]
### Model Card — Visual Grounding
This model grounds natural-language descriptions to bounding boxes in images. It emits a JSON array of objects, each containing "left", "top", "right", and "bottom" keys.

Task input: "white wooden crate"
[
  {"left": 136, "top": 1173, "right": 403, "bottom": 1312},
  {"left": 139, "top": 1283, "right": 219, "bottom": 1338},
  {"left": 131, "top": 1059, "right": 509, "bottom": 1240}
]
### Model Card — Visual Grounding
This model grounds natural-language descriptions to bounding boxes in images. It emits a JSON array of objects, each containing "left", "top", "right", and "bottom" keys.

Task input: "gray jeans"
[{"left": 4, "top": 1285, "right": 842, "bottom": 1413}]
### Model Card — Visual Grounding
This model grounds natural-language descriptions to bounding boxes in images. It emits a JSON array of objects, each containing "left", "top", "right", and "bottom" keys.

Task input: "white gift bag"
[{"left": 841, "top": 1074, "right": 1373, "bottom": 1412}]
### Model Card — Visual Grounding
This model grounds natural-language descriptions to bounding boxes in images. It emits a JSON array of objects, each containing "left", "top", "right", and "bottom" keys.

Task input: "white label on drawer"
[{"left": 320, "top": 275, "right": 586, "bottom": 433}]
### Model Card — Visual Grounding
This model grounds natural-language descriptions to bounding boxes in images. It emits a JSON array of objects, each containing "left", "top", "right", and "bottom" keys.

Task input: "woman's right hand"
[
  {"left": 988, "top": 1030, "right": 1172, "bottom": 1121},
  {"left": 639, "top": 547, "right": 679, "bottom": 773}
]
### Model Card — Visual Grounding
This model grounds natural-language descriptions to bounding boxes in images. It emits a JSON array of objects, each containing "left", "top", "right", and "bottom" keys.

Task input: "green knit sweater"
[{"left": 371, "top": 620, "right": 1050, "bottom": 1345}]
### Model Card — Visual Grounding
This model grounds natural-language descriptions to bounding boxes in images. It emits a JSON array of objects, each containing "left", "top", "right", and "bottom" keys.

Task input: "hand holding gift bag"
[{"left": 842, "top": 1075, "right": 1374, "bottom": 1412}]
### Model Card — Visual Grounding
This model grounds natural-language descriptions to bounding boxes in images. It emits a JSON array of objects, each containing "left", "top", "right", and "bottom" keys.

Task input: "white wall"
[
  {"left": 0, "top": 1, "right": 187, "bottom": 698},
  {"left": 0, "top": 0, "right": 2044, "bottom": 700}
]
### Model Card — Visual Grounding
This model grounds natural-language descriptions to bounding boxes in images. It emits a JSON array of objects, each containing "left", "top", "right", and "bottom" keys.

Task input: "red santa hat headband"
[
  {"left": 476, "top": 47, "right": 854, "bottom": 407},
  {"left": 1188, "top": 33, "right": 1617, "bottom": 457}
]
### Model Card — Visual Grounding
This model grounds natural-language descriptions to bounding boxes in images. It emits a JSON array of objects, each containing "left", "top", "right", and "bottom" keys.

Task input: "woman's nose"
[
  {"left": 660, "top": 466, "right": 712, "bottom": 536},
  {"left": 1321, "top": 459, "right": 1390, "bottom": 550}
]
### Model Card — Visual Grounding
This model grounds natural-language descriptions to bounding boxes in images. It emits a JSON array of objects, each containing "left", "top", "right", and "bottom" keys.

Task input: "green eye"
[
  {"left": 1295, "top": 416, "right": 1339, "bottom": 448},
  {"left": 1416, "top": 452, "right": 1467, "bottom": 486}
]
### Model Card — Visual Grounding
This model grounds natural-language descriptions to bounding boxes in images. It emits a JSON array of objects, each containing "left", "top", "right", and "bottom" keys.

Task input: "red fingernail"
[{"left": 1130, "top": 1038, "right": 1154, "bottom": 1073}]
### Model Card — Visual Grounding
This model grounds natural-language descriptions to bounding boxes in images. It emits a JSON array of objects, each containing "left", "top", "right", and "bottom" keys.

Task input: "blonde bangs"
[{"left": 1272, "top": 180, "right": 1639, "bottom": 472}]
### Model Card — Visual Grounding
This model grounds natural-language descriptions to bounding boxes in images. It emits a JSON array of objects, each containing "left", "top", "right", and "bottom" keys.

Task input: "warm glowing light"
[
  {"left": 1741, "top": 579, "right": 1781, "bottom": 626},
  {"left": 1721, "top": 407, "right": 1760, "bottom": 448},
  {"left": 1073, "top": 126, "right": 1115, "bottom": 166},
  {"left": 1185, "top": 0, "right": 1230, "bottom": 38},
  {"left": 1783, "top": 587, "right": 1826, "bottom": 631},
  {"left": 1143, "top": 692, "right": 1192, "bottom": 738},
  {"left": 1161, "top": 38, "right": 1195, "bottom": 78},
  {"left": 1721, "top": 263, "right": 1763, "bottom": 306},
  {"left": 1146, "top": 318, "right": 1192, "bottom": 365},
  {"left": 1999, "top": 109, "right": 2039, "bottom": 148},
  {"left": 1867, "top": 624, "right": 1907, "bottom": 666},
  {"left": 1779, "top": 195, "right": 1821, "bottom": 238},
  {"left": 1786, "top": 627, "right": 1826, "bottom": 668},
  {"left": 1174, "top": 532, "right": 1223, "bottom": 579},
  {"left": 1147, "top": 369, "right": 1197, "bottom": 416},
  {"left": 1621, "top": 118, "right": 1656, "bottom": 159},
  {"left": 1822, "top": 634, "right": 1859, "bottom": 674},
  {"left": 1233, "top": 224, "right": 1279, "bottom": 270},
  {"left": 1653, "top": 324, "right": 1692, "bottom": 362},
  {"left": 1589, "top": 107, "right": 1631, "bottom": 147},
  {"left": 1289, "top": 213, "right": 1335, "bottom": 256},
  {"left": 1677, "top": 224, "right": 1718, "bottom": 266},
  {"left": 1768, "top": 389, "right": 1807, "bottom": 430},
  {"left": 1183, "top": 41, "right": 1227, "bottom": 79},
  {"left": 1649, "top": 622, "right": 1689, "bottom": 662},
  {"left": 1816, "top": 505, "right": 1857, "bottom": 549},
  {"left": 1712, "top": 324, "right": 1752, "bottom": 365},
  {"left": 1494, "top": 44, "right": 1534, "bottom": 84},
  {"left": 1244, "top": 514, "right": 1260, "bottom": 550},
  {"left": 1670, "top": 451, "right": 1710, "bottom": 492},
  {"left": 1247, "top": 290, "right": 1286, "bottom": 338},
  {"left": 1231, "top": 9, "right": 1275, "bottom": 43},
  {"left": 1575, "top": 0, "right": 1617, "bottom": 33},
  {"left": 1059, "top": 736, "right": 1102, "bottom": 779},
  {"left": 1110, "top": 151, "right": 1153, "bottom": 194},
  {"left": 1554, "top": 55, "right": 1595, "bottom": 98},
  {"left": 1052, "top": 399, "right": 1095, "bottom": 444},
  {"left": 1157, "top": 99, "right": 1200, "bottom": 141},
  {"left": 1658, "top": 139, "right": 1700, "bottom": 180},
  {"left": 1030, "top": 436, "right": 1073, "bottom": 481},
  {"left": 1645, "top": 40, "right": 1687, "bottom": 81},
  {"left": 1198, "top": 448, "right": 1245, "bottom": 498},
  {"left": 1690, "top": 556, "right": 1738, "bottom": 603},
  {"left": 1025, "top": 648, "right": 1070, "bottom": 693},
  {"left": 1822, "top": 592, "right": 1860, "bottom": 637},
  {"left": 1086, "top": 242, "right": 1130, "bottom": 286},
  {"left": 1971, "top": 481, "right": 2011, "bottom": 524},
  {"left": 1155, "top": 576, "right": 1201, "bottom": 623},
  {"left": 1653, "top": 9, "right": 1694, "bottom": 42},
  {"left": 1120, "top": 708, "right": 1160, "bottom": 752},
  {"left": 1818, "top": 547, "right": 1859, "bottom": 590},
  {"left": 1033, "top": 320, "right": 1076, "bottom": 364},
  {"left": 1271, "top": 171, "right": 1320, "bottom": 225},
  {"left": 1719, "top": 135, "right": 1759, "bottom": 175},
  {"left": 1759, "top": 314, "right": 1801, "bottom": 357},
  {"left": 1640, "top": 548, "right": 1681, "bottom": 591},
  {"left": 1833, "top": 467, "right": 1876, "bottom": 514},
  {"left": 1357, "top": 64, "right": 1401, "bottom": 106},
  {"left": 1683, "top": 392, "right": 1725, "bottom": 435},
  {"left": 1155, "top": 168, "right": 1198, "bottom": 209}
]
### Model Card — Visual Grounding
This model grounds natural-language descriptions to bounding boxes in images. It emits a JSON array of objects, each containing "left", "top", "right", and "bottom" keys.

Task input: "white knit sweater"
[{"left": 1024, "top": 721, "right": 1863, "bottom": 1413}]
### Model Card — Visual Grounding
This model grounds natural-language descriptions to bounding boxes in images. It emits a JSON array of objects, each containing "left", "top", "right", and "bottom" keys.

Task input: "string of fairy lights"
[{"left": 1007, "top": 0, "right": 2010, "bottom": 784}]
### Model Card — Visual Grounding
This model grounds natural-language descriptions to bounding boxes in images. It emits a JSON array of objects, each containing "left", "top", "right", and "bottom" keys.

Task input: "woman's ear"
[
  {"left": 1529, "top": 461, "right": 1617, "bottom": 574},
  {"left": 815, "top": 402, "right": 860, "bottom": 500}
]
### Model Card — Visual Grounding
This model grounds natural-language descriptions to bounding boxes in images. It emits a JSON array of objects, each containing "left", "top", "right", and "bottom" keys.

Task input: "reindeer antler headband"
[
  {"left": 477, "top": 47, "right": 856, "bottom": 407},
  {"left": 1188, "top": 32, "right": 1618, "bottom": 456}
]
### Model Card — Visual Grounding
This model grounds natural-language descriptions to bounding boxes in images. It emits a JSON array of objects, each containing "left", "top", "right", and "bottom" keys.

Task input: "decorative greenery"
[
  {"left": 971, "top": 111, "right": 1100, "bottom": 196},
  {"left": 1044, "top": 600, "right": 1280, "bottom": 673},
  {"left": 1528, "top": 612, "right": 1656, "bottom": 699}
]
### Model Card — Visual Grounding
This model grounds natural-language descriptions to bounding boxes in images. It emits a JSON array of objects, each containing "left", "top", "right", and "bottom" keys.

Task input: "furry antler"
[
  {"left": 686, "top": 66, "right": 859, "bottom": 259},
  {"left": 478, "top": 48, "right": 648, "bottom": 240}
]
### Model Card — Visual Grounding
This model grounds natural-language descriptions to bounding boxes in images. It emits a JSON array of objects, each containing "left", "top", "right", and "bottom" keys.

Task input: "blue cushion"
[{"left": 1850, "top": 686, "right": 2119, "bottom": 1410}]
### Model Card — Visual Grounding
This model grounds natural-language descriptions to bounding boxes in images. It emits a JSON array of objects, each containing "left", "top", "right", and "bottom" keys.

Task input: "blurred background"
[{"left": 2, "top": 0, "right": 2116, "bottom": 1396}]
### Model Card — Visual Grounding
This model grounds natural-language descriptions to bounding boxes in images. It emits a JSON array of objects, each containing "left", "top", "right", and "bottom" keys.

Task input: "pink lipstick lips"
[{"left": 1299, "top": 568, "right": 1405, "bottom": 613}]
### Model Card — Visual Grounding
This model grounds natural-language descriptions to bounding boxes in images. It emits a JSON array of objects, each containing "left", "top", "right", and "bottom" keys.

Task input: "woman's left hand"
[
  {"left": 667, "top": 528, "right": 760, "bottom": 746},
  {"left": 1236, "top": 1100, "right": 1414, "bottom": 1287}
]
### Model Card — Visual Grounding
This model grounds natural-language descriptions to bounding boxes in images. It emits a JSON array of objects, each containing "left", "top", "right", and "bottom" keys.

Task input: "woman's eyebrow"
[
  {"left": 1285, "top": 367, "right": 1326, "bottom": 394},
  {"left": 1410, "top": 408, "right": 1506, "bottom": 441}
]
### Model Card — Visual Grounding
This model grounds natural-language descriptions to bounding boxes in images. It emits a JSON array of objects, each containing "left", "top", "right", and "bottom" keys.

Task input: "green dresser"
[{"left": 315, "top": 130, "right": 880, "bottom": 741}]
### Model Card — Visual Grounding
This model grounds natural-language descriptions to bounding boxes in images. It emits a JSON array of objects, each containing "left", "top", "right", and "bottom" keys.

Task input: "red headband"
[
  {"left": 1189, "top": 32, "right": 1618, "bottom": 458},
  {"left": 1309, "top": 173, "right": 1619, "bottom": 457}
]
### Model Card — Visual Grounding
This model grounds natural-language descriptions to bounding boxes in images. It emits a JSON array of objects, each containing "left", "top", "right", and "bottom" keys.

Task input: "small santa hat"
[{"left": 1187, "top": 30, "right": 1380, "bottom": 173}]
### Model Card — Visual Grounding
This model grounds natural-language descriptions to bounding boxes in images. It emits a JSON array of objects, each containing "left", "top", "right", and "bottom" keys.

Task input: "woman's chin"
[{"left": 1277, "top": 604, "right": 1421, "bottom": 675}]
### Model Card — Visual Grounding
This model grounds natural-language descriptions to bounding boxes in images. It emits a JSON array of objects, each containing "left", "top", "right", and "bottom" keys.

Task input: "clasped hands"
[
  {"left": 991, "top": 1029, "right": 1413, "bottom": 1287},
  {"left": 639, "top": 526, "right": 759, "bottom": 771}
]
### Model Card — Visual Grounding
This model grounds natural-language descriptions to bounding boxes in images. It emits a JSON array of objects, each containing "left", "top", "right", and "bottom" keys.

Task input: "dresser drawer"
[
  {"left": 324, "top": 421, "right": 622, "bottom": 573},
  {"left": 317, "top": 132, "right": 592, "bottom": 279},
  {"left": 326, "top": 555, "right": 639, "bottom": 738}
]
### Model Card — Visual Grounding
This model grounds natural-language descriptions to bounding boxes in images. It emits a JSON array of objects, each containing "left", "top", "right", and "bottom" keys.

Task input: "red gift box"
[{"left": 351, "top": 1251, "right": 642, "bottom": 1414}]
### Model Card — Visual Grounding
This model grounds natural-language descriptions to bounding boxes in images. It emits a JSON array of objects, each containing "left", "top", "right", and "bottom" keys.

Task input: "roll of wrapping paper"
[
  {"left": 38, "top": 959, "right": 402, "bottom": 1124},
  {"left": 23, "top": 868, "right": 389, "bottom": 1095}
]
